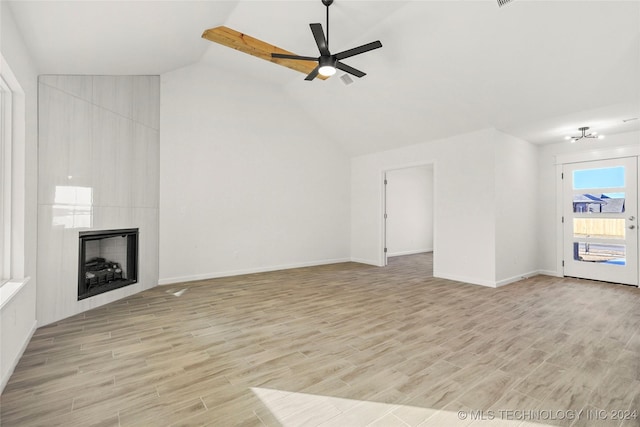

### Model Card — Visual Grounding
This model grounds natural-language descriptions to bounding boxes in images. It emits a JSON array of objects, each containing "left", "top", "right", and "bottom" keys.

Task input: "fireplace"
[{"left": 78, "top": 229, "right": 139, "bottom": 300}]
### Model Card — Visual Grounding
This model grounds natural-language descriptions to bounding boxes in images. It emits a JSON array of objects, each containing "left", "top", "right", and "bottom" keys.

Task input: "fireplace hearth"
[{"left": 78, "top": 229, "right": 138, "bottom": 300}]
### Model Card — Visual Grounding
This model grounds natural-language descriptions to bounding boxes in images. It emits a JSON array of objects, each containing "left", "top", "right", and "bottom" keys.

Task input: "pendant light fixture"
[{"left": 564, "top": 127, "right": 604, "bottom": 143}]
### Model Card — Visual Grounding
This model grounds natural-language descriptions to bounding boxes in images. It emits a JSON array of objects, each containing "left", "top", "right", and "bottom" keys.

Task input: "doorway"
[
  {"left": 562, "top": 157, "right": 638, "bottom": 286},
  {"left": 383, "top": 165, "right": 434, "bottom": 266}
]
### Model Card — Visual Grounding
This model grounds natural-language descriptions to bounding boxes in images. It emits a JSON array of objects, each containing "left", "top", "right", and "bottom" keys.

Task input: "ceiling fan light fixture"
[
  {"left": 318, "top": 65, "right": 336, "bottom": 76},
  {"left": 318, "top": 66, "right": 336, "bottom": 77},
  {"left": 318, "top": 56, "right": 337, "bottom": 77}
]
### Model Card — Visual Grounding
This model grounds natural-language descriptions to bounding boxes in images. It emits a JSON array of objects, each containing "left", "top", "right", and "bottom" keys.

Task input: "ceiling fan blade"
[
  {"left": 202, "top": 26, "right": 327, "bottom": 79},
  {"left": 335, "top": 40, "right": 383, "bottom": 60},
  {"left": 310, "top": 23, "right": 330, "bottom": 56},
  {"left": 305, "top": 65, "right": 320, "bottom": 81},
  {"left": 271, "top": 53, "right": 318, "bottom": 61},
  {"left": 336, "top": 61, "right": 366, "bottom": 78}
]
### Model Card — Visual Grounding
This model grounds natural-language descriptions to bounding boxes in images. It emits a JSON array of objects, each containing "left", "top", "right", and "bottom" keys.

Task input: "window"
[
  {"left": 0, "top": 53, "right": 26, "bottom": 291},
  {"left": 0, "top": 74, "right": 11, "bottom": 285},
  {"left": 572, "top": 166, "right": 625, "bottom": 189}
]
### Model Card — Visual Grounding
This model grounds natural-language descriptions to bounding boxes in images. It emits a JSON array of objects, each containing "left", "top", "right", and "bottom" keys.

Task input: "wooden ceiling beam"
[{"left": 202, "top": 26, "right": 327, "bottom": 80}]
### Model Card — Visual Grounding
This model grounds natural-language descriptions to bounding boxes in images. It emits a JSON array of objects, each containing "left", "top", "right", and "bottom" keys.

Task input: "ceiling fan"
[
  {"left": 201, "top": 0, "right": 382, "bottom": 81},
  {"left": 271, "top": 0, "right": 382, "bottom": 81}
]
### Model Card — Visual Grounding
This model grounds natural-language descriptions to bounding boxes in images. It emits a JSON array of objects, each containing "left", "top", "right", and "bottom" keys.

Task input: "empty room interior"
[{"left": 1, "top": 0, "right": 640, "bottom": 426}]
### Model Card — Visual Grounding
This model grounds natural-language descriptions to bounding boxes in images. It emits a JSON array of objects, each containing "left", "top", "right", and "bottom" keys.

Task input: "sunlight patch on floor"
[
  {"left": 165, "top": 288, "right": 187, "bottom": 297},
  {"left": 250, "top": 387, "right": 554, "bottom": 426}
]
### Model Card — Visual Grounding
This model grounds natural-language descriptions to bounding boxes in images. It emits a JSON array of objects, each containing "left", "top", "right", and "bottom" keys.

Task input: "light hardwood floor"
[{"left": 1, "top": 253, "right": 639, "bottom": 426}]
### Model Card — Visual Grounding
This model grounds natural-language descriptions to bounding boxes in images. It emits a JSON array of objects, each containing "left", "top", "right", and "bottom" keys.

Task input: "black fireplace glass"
[{"left": 78, "top": 228, "right": 138, "bottom": 300}]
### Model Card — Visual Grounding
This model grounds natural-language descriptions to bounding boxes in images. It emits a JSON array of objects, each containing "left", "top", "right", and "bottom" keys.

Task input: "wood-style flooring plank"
[{"left": 2, "top": 253, "right": 639, "bottom": 426}]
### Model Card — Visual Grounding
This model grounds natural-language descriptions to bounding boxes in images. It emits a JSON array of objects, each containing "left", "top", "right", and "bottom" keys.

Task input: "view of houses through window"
[{"left": 572, "top": 166, "right": 627, "bottom": 266}]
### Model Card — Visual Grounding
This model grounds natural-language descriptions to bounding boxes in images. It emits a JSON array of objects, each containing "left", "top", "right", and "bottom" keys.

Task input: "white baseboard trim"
[
  {"left": 495, "top": 271, "right": 541, "bottom": 288},
  {"left": 350, "top": 258, "right": 380, "bottom": 267},
  {"left": 434, "top": 272, "right": 497, "bottom": 288},
  {"left": 158, "top": 258, "right": 351, "bottom": 285},
  {"left": 435, "top": 270, "right": 554, "bottom": 288},
  {"left": 537, "top": 270, "right": 563, "bottom": 278},
  {"left": 1, "top": 319, "right": 37, "bottom": 394},
  {"left": 388, "top": 249, "right": 433, "bottom": 257}
]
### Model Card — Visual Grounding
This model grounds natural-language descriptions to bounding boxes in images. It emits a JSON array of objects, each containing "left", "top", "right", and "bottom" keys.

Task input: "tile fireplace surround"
[{"left": 37, "top": 75, "right": 160, "bottom": 326}]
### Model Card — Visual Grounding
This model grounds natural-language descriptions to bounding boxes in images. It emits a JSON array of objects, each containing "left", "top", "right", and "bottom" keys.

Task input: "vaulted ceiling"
[{"left": 7, "top": 0, "right": 640, "bottom": 155}]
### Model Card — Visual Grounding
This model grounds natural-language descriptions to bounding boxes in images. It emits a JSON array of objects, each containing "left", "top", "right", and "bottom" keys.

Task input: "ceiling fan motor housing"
[{"left": 319, "top": 55, "right": 337, "bottom": 68}]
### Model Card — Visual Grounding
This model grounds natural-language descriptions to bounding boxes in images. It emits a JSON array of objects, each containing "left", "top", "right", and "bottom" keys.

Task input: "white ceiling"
[{"left": 7, "top": 0, "right": 640, "bottom": 155}]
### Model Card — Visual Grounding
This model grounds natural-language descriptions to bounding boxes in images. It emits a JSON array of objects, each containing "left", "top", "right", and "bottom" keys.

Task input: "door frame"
[
  {"left": 556, "top": 144, "right": 640, "bottom": 286},
  {"left": 381, "top": 162, "right": 435, "bottom": 266}
]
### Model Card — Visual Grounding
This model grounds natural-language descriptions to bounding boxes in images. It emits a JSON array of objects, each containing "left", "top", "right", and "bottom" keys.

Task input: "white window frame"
[
  {"left": 0, "top": 72, "right": 13, "bottom": 285},
  {"left": 0, "top": 53, "right": 27, "bottom": 296}
]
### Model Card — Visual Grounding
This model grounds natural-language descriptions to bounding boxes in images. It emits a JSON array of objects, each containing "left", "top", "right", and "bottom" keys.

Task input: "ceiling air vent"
[
  {"left": 497, "top": 0, "right": 514, "bottom": 7},
  {"left": 340, "top": 74, "right": 354, "bottom": 86}
]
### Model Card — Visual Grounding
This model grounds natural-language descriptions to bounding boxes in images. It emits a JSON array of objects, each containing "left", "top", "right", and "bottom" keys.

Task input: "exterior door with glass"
[{"left": 563, "top": 157, "right": 638, "bottom": 286}]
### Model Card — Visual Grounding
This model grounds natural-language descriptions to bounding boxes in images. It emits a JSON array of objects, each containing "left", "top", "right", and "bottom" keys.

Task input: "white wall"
[
  {"left": 351, "top": 128, "right": 540, "bottom": 287},
  {"left": 351, "top": 128, "right": 498, "bottom": 286},
  {"left": 386, "top": 166, "right": 433, "bottom": 256},
  {"left": 537, "top": 131, "right": 640, "bottom": 276},
  {"left": 0, "top": 2, "right": 39, "bottom": 392},
  {"left": 494, "top": 132, "right": 539, "bottom": 285},
  {"left": 159, "top": 63, "right": 351, "bottom": 284}
]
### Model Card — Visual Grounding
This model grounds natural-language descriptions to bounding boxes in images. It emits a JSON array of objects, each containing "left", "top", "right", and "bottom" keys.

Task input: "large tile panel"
[
  {"left": 93, "top": 76, "right": 133, "bottom": 119},
  {"left": 132, "top": 123, "right": 160, "bottom": 208},
  {"left": 91, "top": 106, "right": 134, "bottom": 208},
  {"left": 36, "top": 205, "right": 68, "bottom": 325},
  {"left": 134, "top": 207, "right": 160, "bottom": 290},
  {"left": 39, "top": 75, "right": 93, "bottom": 102},
  {"left": 132, "top": 76, "right": 160, "bottom": 130},
  {"left": 38, "top": 83, "right": 93, "bottom": 205}
]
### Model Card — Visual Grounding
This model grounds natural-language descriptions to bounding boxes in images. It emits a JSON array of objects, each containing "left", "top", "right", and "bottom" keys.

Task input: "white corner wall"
[
  {"left": 158, "top": 63, "right": 351, "bottom": 284},
  {"left": 537, "top": 130, "right": 640, "bottom": 276},
  {"left": 0, "top": 2, "right": 39, "bottom": 392},
  {"left": 351, "top": 129, "right": 497, "bottom": 286},
  {"left": 351, "top": 128, "right": 541, "bottom": 287},
  {"left": 386, "top": 166, "right": 433, "bottom": 256},
  {"left": 494, "top": 131, "right": 539, "bottom": 285}
]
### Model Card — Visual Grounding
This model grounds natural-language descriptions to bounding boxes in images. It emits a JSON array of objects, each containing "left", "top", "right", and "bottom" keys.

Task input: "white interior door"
[{"left": 563, "top": 157, "right": 638, "bottom": 286}]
